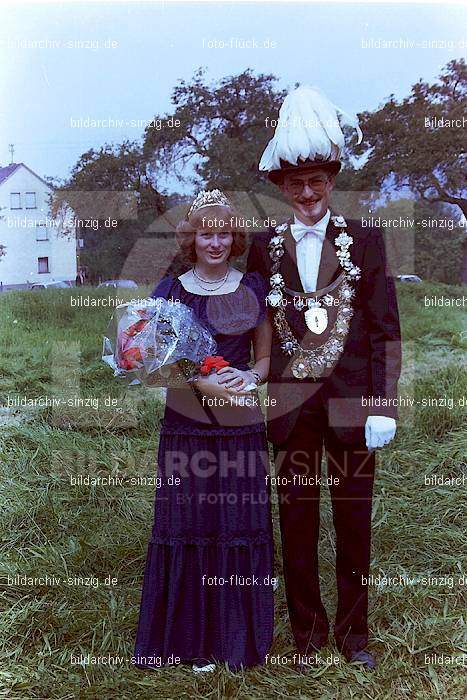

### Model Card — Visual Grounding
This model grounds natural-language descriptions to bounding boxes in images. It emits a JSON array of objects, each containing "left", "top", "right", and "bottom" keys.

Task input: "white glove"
[{"left": 365, "top": 416, "right": 396, "bottom": 451}]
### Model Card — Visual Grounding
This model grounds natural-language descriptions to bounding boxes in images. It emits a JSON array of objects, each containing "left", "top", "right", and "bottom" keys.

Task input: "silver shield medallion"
[{"left": 304, "top": 306, "right": 328, "bottom": 334}]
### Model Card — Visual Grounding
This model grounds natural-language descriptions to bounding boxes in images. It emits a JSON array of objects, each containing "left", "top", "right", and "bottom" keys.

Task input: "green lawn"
[{"left": 0, "top": 282, "right": 466, "bottom": 699}]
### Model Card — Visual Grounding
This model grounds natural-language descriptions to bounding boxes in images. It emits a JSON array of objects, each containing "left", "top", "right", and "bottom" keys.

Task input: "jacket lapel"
[
  {"left": 316, "top": 216, "right": 340, "bottom": 290},
  {"left": 272, "top": 213, "right": 345, "bottom": 351},
  {"left": 281, "top": 221, "right": 304, "bottom": 293},
  {"left": 281, "top": 214, "right": 341, "bottom": 293}
]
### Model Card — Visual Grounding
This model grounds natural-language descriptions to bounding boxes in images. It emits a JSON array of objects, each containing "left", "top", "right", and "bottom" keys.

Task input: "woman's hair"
[{"left": 175, "top": 204, "right": 246, "bottom": 265}]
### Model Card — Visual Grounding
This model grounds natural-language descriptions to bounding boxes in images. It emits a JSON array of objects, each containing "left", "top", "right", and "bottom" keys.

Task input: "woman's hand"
[
  {"left": 215, "top": 367, "right": 257, "bottom": 394},
  {"left": 194, "top": 372, "right": 238, "bottom": 402}
]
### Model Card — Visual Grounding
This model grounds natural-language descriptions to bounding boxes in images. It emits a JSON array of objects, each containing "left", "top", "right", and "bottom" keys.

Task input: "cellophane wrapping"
[{"left": 102, "top": 297, "right": 217, "bottom": 386}]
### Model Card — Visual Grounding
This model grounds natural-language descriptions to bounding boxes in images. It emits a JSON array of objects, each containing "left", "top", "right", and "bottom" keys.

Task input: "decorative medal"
[
  {"left": 266, "top": 289, "right": 283, "bottom": 307},
  {"left": 291, "top": 357, "right": 309, "bottom": 379},
  {"left": 304, "top": 303, "right": 328, "bottom": 334},
  {"left": 293, "top": 297, "right": 305, "bottom": 311}
]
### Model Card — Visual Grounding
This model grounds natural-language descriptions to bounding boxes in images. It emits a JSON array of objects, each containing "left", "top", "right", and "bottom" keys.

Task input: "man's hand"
[{"left": 365, "top": 416, "right": 396, "bottom": 451}]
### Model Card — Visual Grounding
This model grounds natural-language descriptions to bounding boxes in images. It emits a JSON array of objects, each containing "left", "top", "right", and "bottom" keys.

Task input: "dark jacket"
[{"left": 247, "top": 216, "right": 402, "bottom": 445}]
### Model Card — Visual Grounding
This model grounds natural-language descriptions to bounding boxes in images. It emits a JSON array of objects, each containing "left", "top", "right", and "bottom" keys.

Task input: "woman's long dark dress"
[{"left": 134, "top": 271, "right": 274, "bottom": 670}]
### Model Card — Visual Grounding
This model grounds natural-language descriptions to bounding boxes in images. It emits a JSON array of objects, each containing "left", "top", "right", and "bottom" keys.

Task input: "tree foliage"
[
  {"left": 347, "top": 59, "right": 467, "bottom": 282},
  {"left": 142, "top": 68, "right": 286, "bottom": 192},
  {"left": 51, "top": 142, "right": 166, "bottom": 281},
  {"left": 52, "top": 63, "right": 466, "bottom": 283},
  {"left": 348, "top": 59, "right": 466, "bottom": 209},
  {"left": 413, "top": 201, "right": 465, "bottom": 283}
]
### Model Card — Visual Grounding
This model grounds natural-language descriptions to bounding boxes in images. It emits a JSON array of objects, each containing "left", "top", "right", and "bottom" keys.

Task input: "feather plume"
[{"left": 259, "top": 86, "right": 363, "bottom": 172}]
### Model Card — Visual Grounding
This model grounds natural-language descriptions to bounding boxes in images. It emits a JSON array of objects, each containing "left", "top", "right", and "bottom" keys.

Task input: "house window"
[
  {"left": 36, "top": 223, "right": 48, "bottom": 241},
  {"left": 38, "top": 257, "right": 49, "bottom": 273},
  {"left": 10, "top": 193, "right": 21, "bottom": 209},
  {"left": 25, "top": 192, "right": 37, "bottom": 209}
]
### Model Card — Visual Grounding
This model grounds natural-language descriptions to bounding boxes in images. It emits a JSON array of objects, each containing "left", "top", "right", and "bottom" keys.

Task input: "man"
[{"left": 247, "top": 86, "right": 401, "bottom": 669}]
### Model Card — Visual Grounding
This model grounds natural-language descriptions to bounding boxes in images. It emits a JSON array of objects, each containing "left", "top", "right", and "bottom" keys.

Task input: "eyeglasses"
[{"left": 285, "top": 177, "right": 330, "bottom": 195}]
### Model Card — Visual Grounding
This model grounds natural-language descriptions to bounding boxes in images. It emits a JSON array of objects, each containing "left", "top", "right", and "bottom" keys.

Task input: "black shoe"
[{"left": 345, "top": 649, "right": 377, "bottom": 669}]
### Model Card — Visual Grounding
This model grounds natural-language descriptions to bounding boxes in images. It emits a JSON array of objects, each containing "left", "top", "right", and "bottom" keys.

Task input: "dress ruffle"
[
  {"left": 160, "top": 421, "right": 266, "bottom": 436},
  {"left": 150, "top": 530, "right": 272, "bottom": 546},
  {"left": 134, "top": 538, "right": 273, "bottom": 670}
]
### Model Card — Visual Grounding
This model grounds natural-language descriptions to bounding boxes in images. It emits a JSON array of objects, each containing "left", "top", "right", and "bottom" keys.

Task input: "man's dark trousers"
[{"left": 274, "top": 392, "right": 375, "bottom": 657}]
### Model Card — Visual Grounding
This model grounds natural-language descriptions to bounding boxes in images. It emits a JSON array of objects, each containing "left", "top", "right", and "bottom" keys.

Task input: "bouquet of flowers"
[{"left": 102, "top": 297, "right": 222, "bottom": 387}]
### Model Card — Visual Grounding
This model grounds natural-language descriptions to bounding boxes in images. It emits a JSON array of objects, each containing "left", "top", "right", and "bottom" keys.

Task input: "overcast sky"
[{"left": 1, "top": 1, "right": 464, "bottom": 191}]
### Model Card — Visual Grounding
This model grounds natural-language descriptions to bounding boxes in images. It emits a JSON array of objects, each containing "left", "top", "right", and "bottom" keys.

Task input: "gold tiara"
[{"left": 187, "top": 189, "right": 231, "bottom": 217}]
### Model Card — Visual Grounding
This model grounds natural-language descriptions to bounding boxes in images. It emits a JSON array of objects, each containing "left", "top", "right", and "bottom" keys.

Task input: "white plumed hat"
[{"left": 259, "top": 85, "right": 362, "bottom": 183}]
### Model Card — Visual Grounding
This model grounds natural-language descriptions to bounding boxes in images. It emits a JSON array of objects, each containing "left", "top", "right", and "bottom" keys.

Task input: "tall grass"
[{"left": 0, "top": 282, "right": 466, "bottom": 699}]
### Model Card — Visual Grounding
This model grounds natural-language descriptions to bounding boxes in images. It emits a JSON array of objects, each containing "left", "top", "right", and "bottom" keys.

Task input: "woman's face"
[{"left": 194, "top": 228, "right": 233, "bottom": 266}]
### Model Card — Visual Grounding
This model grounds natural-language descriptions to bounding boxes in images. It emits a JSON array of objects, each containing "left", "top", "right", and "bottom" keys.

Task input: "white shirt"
[{"left": 290, "top": 209, "right": 330, "bottom": 292}]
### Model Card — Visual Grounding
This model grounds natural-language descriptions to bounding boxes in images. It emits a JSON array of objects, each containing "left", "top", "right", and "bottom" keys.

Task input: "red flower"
[
  {"left": 125, "top": 319, "right": 149, "bottom": 337},
  {"left": 119, "top": 346, "right": 143, "bottom": 370},
  {"left": 199, "top": 355, "right": 230, "bottom": 375}
]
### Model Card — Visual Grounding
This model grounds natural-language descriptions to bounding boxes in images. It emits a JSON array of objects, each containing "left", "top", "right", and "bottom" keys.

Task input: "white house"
[{"left": 0, "top": 162, "right": 77, "bottom": 289}]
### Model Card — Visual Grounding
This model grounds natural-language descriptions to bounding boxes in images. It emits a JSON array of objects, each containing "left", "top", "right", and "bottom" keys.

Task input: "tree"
[
  {"left": 51, "top": 142, "right": 166, "bottom": 281},
  {"left": 142, "top": 68, "right": 287, "bottom": 193},
  {"left": 413, "top": 201, "right": 465, "bottom": 283},
  {"left": 348, "top": 59, "right": 467, "bottom": 283}
]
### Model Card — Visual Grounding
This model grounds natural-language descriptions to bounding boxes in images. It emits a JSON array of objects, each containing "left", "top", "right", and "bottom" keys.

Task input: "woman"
[{"left": 134, "top": 190, "right": 274, "bottom": 672}]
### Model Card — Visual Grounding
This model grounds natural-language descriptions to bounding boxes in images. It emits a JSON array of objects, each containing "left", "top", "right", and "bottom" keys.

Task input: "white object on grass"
[
  {"left": 192, "top": 663, "right": 216, "bottom": 673},
  {"left": 365, "top": 416, "right": 396, "bottom": 450}
]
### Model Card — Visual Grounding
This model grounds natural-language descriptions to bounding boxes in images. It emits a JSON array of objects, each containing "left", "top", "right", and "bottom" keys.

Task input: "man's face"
[{"left": 280, "top": 168, "right": 335, "bottom": 224}]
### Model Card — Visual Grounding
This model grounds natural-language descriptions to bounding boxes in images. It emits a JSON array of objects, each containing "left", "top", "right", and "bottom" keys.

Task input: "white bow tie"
[{"left": 290, "top": 222, "right": 326, "bottom": 244}]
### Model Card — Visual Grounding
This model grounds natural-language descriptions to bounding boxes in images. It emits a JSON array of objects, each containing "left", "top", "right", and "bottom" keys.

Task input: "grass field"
[{"left": 0, "top": 282, "right": 466, "bottom": 700}]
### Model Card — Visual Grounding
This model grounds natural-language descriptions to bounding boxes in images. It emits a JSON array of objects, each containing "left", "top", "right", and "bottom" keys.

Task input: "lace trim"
[
  {"left": 160, "top": 422, "right": 266, "bottom": 437},
  {"left": 149, "top": 531, "right": 272, "bottom": 547}
]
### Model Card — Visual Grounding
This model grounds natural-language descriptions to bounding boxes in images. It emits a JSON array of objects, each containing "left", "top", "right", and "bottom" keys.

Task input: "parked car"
[
  {"left": 31, "top": 280, "right": 72, "bottom": 290},
  {"left": 97, "top": 279, "right": 138, "bottom": 288},
  {"left": 397, "top": 275, "right": 422, "bottom": 283}
]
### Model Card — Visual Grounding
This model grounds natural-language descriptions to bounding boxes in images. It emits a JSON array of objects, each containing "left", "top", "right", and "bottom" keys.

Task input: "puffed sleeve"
[
  {"left": 149, "top": 276, "right": 176, "bottom": 300},
  {"left": 247, "top": 232, "right": 269, "bottom": 278}
]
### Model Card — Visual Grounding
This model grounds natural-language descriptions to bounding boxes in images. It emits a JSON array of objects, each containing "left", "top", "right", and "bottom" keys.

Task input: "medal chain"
[{"left": 266, "top": 217, "right": 359, "bottom": 379}]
